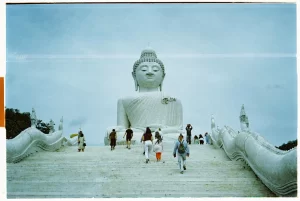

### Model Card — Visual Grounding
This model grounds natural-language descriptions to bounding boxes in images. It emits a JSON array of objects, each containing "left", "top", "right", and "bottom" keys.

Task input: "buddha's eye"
[
  {"left": 152, "top": 66, "right": 159, "bottom": 72},
  {"left": 140, "top": 66, "right": 148, "bottom": 71}
]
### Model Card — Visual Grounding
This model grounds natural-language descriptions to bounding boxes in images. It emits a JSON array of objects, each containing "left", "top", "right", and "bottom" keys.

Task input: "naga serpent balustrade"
[{"left": 210, "top": 106, "right": 297, "bottom": 197}]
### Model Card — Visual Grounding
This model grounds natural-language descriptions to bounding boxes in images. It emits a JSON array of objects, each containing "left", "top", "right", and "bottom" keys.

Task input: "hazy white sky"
[{"left": 5, "top": 3, "right": 297, "bottom": 146}]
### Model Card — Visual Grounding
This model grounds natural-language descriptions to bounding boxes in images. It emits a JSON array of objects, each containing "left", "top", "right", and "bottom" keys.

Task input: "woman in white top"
[{"left": 78, "top": 131, "right": 86, "bottom": 152}]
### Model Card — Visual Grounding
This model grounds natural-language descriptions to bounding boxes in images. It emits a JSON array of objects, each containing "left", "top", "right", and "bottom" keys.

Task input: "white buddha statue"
[{"left": 112, "top": 48, "right": 183, "bottom": 136}]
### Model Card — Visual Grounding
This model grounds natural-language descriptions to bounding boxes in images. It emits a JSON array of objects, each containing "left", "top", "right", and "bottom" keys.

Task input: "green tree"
[
  {"left": 36, "top": 119, "right": 55, "bottom": 134},
  {"left": 5, "top": 108, "right": 55, "bottom": 139},
  {"left": 277, "top": 140, "right": 297, "bottom": 151},
  {"left": 5, "top": 108, "right": 31, "bottom": 139}
]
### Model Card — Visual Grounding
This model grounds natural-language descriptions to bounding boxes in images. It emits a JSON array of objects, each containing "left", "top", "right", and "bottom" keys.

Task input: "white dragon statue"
[
  {"left": 6, "top": 109, "right": 77, "bottom": 163},
  {"left": 209, "top": 105, "right": 297, "bottom": 197}
]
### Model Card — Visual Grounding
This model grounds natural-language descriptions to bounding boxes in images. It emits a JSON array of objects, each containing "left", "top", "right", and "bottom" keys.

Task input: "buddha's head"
[{"left": 132, "top": 48, "right": 166, "bottom": 92}]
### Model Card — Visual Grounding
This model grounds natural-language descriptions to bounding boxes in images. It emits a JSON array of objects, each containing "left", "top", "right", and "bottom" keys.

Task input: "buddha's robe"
[{"left": 117, "top": 92, "right": 183, "bottom": 133}]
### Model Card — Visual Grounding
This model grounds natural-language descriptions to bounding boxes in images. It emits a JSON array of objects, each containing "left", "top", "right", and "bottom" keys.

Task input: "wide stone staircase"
[{"left": 7, "top": 141, "right": 276, "bottom": 198}]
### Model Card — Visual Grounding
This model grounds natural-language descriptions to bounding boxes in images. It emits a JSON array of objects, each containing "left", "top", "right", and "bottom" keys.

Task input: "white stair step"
[{"left": 7, "top": 143, "right": 276, "bottom": 198}]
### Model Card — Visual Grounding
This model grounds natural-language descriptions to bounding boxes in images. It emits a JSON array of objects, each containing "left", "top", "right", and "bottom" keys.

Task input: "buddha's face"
[{"left": 135, "top": 62, "right": 164, "bottom": 89}]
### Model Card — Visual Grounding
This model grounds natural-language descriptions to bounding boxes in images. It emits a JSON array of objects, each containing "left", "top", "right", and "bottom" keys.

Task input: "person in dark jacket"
[
  {"left": 123, "top": 128, "right": 133, "bottom": 149},
  {"left": 185, "top": 124, "right": 193, "bottom": 144},
  {"left": 199, "top": 134, "right": 204, "bottom": 145}
]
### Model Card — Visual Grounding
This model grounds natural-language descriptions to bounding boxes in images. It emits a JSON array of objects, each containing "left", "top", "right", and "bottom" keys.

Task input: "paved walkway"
[{"left": 7, "top": 141, "right": 275, "bottom": 198}]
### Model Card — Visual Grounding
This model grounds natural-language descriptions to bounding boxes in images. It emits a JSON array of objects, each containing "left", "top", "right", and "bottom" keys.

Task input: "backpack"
[
  {"left": 155, "top": 131, "right": 160, "bottom": 139},
  {"left": 178, "top": 141, "right": 185, "bottom": 154}
]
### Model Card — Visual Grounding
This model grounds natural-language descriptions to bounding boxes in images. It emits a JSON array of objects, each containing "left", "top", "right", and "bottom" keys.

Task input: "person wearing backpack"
[
  {"left": 173, "top": 133, "right": 190, "bottom": 174},
  {"left": 154, "top": 131, "right": 160, "bottom": 140},
  {"left": 155, "top": 128, "right": 163, "bottom": 140},
  {"left": 109, "top": 129, "right": 117, "bottom": 151}
]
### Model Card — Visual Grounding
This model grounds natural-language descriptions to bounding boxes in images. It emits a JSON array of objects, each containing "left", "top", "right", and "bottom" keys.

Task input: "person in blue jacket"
[{"left": 173, "top": 133, "right": 190, "bottom": 174}]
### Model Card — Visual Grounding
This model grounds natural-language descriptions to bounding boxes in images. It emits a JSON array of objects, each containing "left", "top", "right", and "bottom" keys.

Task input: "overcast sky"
[{"left": 5, "top": 3, "right": 297, "bottom": 146}]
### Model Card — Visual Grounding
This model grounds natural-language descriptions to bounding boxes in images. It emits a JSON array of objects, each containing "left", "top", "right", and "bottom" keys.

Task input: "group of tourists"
[
  {"left": 140, "top": 127, "right": 190, "bottom": 174},
  {"left": 193, "top": 133, "right": 210, "bottom": 144},
  {"left": 140, "top": 127, "right": 164, "bottom": 163},
  {"left": 185, "top": 123, "right": 210, "bottom": 145},
  {"left": 107, "top": 126, "right": 192, "bottom": 174},
  {"left": 108, "top": 128, "right": 134, "bottom": 151}
]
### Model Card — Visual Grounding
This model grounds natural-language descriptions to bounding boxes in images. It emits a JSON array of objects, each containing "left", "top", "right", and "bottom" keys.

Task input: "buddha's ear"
[
  {"left": 159, "top": 73, "right": 166, "bottom": 91},
  {"left": 132, "top": 72, "right": 139, "bottom": 91}
]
